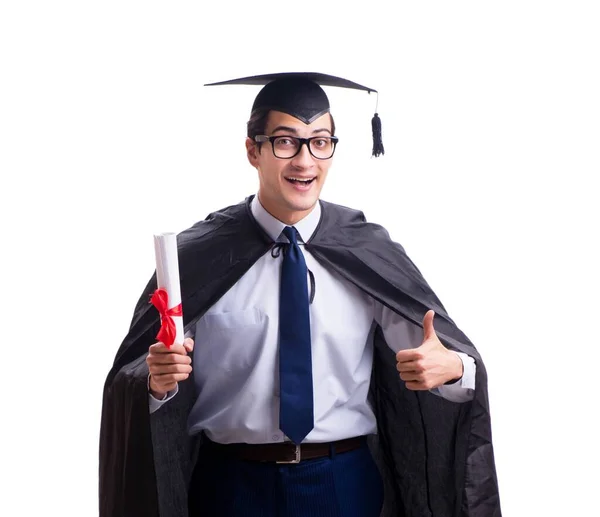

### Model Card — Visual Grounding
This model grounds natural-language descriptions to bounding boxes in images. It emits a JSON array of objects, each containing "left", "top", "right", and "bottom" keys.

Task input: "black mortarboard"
[{"left": 205, "top": 72, "right": 384, "bottom": 157}]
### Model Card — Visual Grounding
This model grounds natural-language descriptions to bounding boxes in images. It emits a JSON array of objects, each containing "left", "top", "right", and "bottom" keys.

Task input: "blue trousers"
[{"left": 189, "top": 441, "right": 384, "bottom": 517}]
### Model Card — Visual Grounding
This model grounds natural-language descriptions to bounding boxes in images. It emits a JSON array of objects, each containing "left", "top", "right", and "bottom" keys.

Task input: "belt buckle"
[{"left": 276, "top": 444, "right": 301, "bottom": 464}]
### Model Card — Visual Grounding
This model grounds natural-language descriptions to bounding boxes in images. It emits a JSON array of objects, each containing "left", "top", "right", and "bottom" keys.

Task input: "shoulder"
[
  {"left": 176, "top": 196, "right": 268, "bottom": 252},
  {"left": 317, "top": 199, "right": 400, "bottom": 249},
  {"left": 319, "top": 199, "right": 367, "bottom": 225}
]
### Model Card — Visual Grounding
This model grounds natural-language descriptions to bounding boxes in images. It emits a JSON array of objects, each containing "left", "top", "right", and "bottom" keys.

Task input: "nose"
[{"left": 290, "top": 141, "right": 315, "bottom": 169}]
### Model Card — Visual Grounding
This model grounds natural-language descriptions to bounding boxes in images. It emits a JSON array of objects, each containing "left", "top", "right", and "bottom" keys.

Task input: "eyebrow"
[{"left": 271, "top": 125, "right": 332, "bottom": 135}]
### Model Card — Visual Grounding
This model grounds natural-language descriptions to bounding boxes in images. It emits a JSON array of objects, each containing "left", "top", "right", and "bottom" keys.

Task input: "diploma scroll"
[{"left": 152, "top": 232, "right": 184, "bottom": 348}]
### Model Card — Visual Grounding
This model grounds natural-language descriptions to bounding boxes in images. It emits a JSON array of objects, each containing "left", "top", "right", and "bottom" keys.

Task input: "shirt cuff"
[
  {"left": 454, "top": 352, "right": 475, "bottom": 390},
  {"left": 148, "top": 375, "right": 179, "bottom": 414},
  {"left": 433, "top": 352, "right": 476, "bottom": 403}
]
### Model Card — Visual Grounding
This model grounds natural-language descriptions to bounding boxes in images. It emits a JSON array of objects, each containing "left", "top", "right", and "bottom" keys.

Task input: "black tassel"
[{"left": 371, "top": 113, "right": 384, "bottom": 157}]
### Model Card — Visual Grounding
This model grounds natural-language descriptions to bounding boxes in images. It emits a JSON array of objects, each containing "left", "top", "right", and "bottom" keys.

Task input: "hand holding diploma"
[
  {"left": 146, "top": 233, "right": 193, "bottom": 399},
  {"left": 147, "top": 339, "right": 194, "bottom": 399}
]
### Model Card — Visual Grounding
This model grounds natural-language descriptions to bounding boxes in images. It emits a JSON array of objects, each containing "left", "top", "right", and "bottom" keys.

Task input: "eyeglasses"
[{"left": 254, "top": 135, "right": 339, "bottom": 160}]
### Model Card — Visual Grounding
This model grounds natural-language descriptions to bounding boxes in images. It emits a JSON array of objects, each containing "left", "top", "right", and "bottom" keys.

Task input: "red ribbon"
[{"left": 150, "top": 288, "right": 182, "bottom": 348}]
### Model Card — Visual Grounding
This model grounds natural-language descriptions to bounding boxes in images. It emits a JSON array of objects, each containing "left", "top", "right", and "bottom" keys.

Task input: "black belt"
[{"left": 205, "top": 436, "right": 366, "bottom": 464}]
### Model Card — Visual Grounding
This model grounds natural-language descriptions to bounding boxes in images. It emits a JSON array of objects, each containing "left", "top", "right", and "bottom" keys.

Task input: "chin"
[{"left": 286, "top": 195, "right": 318, "bottom": 212}]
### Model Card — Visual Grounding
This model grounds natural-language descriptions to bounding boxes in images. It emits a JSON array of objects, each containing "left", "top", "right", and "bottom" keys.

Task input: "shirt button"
[{"left": 272, "top": 434, "right": 280, "bottom": 441}]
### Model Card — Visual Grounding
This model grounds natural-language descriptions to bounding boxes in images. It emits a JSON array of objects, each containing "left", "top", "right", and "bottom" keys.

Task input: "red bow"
[{"left": 150, "top": 288, "right": 182, "bottom": 348}]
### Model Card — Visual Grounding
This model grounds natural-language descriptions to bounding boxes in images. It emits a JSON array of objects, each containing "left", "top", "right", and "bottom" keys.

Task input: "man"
[{"left": 100, "top": 73, "right": 501, "bottom": 517}]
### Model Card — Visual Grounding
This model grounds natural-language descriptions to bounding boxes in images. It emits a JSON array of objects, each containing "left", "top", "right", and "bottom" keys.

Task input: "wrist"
[
  {"left": 150, "top": 389, "right": 167, "bottom": 400},
  {"left": 455, "top": 354, "right": 464, "bottom": 379},
  {"left": 445, "top": 352, "right": 464, "bottom": 385},
  {"left": 149, "top": 377, "right": 168, "bottom": 400}
]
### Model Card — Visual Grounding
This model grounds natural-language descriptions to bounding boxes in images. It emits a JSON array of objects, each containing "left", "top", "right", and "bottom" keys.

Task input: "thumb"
[
  {"left": 422, "top": 310, "right": 437, "bottom": 342},
  {"left": 183, "top": 338, "right": 194, "bottom": 353}
]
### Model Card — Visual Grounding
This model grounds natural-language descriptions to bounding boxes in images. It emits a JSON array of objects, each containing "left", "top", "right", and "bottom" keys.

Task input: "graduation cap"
[{"left": 205, "top": 72, "right": 384, "bottom": 157}]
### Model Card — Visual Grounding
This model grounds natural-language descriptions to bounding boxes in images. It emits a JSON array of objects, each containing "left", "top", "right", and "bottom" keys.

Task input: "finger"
[
  {"left": 396, "top": 348, "right": 423, "bottom": 363},
  {"left": 151, "top": 343, "right": 189, "bottom": 356},
  {"left": 183, "top": 338, "right": 194, "bottom": 353},
  {"left": 149, "top": 364, "right": 192, "bottom": 376},
  {"left": 168, "top": 343, "right": 189, "bottom": 355},
  {"left": 396, "top": 360, "right": 424, "bottom": 373},
  {"left": 422, "top": 310, "right": 436, "bottom": 342},
  {"left": 148, "top": 352, "right": 192, "bottom": 365},
  {"left": 149, "top": 342, "right": 170, "bottom": 353},
  {"left": 399, "top": 371, "right": 423, "bottom": 382},
  {"left": 149, "top": 342, "right": 188, "bottom": 355},
  {"left": 404, "top": 380, "right": 429, "bottom": 391},
  {"left": 151, "top": 372, "right": 190, "bottom": 385}
]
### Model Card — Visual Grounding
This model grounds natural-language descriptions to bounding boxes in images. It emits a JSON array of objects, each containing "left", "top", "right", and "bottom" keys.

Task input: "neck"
[{"left": 257, "top": 194, "right": 316, "bottom": 226}]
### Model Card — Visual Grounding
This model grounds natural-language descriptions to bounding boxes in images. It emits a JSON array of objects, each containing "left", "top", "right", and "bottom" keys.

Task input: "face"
[{"left": 246, "top": 110, "right": 334, "bottom": 225}]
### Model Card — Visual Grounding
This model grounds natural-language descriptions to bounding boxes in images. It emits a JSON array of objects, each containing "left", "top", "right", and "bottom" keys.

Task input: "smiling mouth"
[{"left": 285, "top": 177, "right": 316, "bottom": 185}]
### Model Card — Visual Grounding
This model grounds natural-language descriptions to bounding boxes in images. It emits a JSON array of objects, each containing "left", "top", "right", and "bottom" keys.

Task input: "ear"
[{"left": 246, "top": 137, "right": 260, "bottom": 168}]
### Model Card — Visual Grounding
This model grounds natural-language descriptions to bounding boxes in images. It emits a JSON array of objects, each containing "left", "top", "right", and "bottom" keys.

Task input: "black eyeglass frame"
[{"left": 254, "top": 134, "right": 339, "bottom": 160}]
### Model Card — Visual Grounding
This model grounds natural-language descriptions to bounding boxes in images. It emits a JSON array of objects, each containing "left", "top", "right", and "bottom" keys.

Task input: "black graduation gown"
[{"left": 99, "top": 196, "right": 501, "bottom": 517}]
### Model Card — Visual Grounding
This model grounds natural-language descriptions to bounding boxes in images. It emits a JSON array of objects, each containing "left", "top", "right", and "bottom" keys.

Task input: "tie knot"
[{"left": 283, "top": 226, "right": 299, "bottom": 245}]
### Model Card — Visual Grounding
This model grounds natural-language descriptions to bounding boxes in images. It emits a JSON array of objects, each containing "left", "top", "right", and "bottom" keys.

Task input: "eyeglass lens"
[{"left": 273, "top": 136, "right": 335, "bottom": 159}]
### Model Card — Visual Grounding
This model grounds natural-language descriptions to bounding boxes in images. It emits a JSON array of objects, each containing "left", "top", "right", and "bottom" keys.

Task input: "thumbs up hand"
[{"left": 395, "top": 310, "right": 464, "bottom": 391}]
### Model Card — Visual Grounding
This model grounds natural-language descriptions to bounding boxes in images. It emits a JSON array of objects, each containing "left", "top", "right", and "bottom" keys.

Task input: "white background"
[{"left": 1, "top": 1, "right": 599, "bottom": 516}]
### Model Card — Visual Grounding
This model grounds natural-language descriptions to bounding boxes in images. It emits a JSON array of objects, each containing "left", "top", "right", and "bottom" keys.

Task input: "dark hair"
[
  {"left": 247, "top": 109, "right": 336, "bottom": 150},
  {"left": 247, "top": 109, "right": 272, "bottom": 141}
]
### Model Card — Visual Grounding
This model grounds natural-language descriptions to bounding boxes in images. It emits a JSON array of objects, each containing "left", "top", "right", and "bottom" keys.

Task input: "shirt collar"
[{"left": 251, "top": 195, "right": 321, "bottom": 243}]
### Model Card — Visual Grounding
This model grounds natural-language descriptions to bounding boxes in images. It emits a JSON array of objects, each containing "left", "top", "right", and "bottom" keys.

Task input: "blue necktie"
[{"left": 279, "top": 226, "right": 314, "bottom": 444}]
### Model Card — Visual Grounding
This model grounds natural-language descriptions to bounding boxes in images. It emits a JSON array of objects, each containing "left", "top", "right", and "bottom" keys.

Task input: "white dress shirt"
[{"left": 149, "top": 196, "right": 475, "bottom": 444}]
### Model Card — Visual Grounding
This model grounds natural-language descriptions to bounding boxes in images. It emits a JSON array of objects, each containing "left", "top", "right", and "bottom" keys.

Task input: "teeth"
[{"left": 288, "top": 177, "right": 315, "bottom": 182}]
